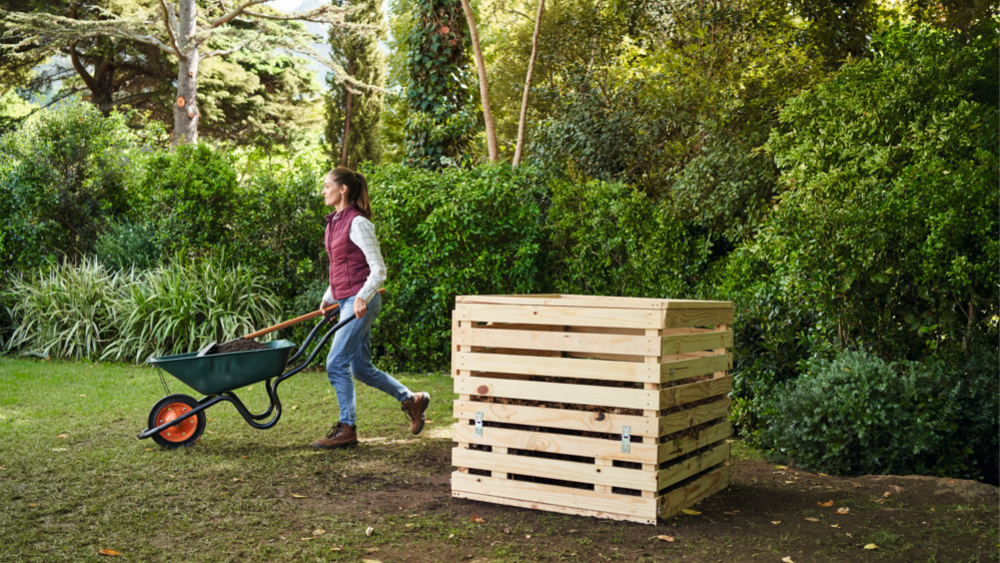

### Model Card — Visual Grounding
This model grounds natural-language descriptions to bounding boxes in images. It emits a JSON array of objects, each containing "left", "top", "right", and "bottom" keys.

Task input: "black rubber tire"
[{"left": 148, "top": 394, "right": 205, "bottom": 449}]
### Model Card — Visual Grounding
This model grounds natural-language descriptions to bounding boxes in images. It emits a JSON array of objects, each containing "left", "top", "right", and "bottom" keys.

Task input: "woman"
[{"left": 312, "top": 167, "right": 430, "bottom": 450}]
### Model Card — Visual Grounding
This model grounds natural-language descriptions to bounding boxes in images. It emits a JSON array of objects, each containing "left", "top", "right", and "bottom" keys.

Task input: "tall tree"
[
  {"left": 459, "top": 0, "right": 497, "bottom": 162},
  {"left": 403, "top": 0, "right": 474, "bottom": 169},
  {"left": 2, "top": 0, "right": 377, "bottom": 145},
  {"left": 325, "top": 0, "right": 387, "bottom": 168},
  {"left": 512, "top": 0, "right": 543, "bottom": 166}
]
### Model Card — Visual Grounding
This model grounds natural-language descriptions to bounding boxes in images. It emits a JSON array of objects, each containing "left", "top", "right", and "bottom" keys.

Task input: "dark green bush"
[
  {"left": 365, "top": 163, "right": 549, "bottom": 370},
  {"left": 131, "top": 143, "right": 238, "bottom": 255},
  {"left": 94, "top": 220, "right": 162, "bottom": 271},
  {"left": 764, "top": 348, "right": 999, "bottom": 482}
]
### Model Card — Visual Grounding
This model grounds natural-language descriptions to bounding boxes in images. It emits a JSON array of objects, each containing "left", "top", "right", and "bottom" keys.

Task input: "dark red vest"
[{"left": 325, "top": 205, "right": 370, "bottom": 300}]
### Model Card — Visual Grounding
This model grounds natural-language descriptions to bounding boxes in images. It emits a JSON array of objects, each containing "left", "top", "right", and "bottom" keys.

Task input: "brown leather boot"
[
  {"left": 312, "top": 422, "right": 358, "bottom": 449},
  {"left": 401, "top": 392, "right": 430, "bottom": 435}
]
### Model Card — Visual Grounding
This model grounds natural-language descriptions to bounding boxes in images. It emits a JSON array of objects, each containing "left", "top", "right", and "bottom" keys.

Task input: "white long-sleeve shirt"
[{"left": 322, "top": 215, "right": 387, "bottom": 305}]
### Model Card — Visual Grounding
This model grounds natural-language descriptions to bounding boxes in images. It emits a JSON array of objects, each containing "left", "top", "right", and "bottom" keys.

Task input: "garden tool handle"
[{"left": 242, "top": 288, "right": 385, "bottom": 341}]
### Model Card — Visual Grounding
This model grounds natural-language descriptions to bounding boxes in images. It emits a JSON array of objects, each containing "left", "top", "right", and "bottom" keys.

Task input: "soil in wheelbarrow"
[{"left": 209, "top": 339, "right": 270, "bottom": 354}]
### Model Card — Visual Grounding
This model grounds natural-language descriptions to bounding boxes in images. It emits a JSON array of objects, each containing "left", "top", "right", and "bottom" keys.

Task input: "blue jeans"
[{"left": 326, "top": 291, "right": 412, "bottom": 426}]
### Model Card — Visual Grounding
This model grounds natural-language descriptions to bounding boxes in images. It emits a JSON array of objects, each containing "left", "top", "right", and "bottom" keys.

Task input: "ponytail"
[{"left": 327, "top": 167, "right": 372, "bottom": 219}]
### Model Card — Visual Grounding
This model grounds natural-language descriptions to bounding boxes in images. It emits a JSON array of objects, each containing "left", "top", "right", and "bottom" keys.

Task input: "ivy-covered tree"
[
  {"left": 325, "top": 0, "right": 387, "bottom": 168},
  {"left": 403, "top": 0, "right": 474, "bottom": 168}
]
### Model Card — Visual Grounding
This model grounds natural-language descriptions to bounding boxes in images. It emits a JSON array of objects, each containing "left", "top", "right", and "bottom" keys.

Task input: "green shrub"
[
  {"left": 365, "top": 163, "right": 549, "bottom": 370},
  {"left": 764, "top": 348, "right": 998, "bottom": 481},
  {"left": 5, "top": 259, "right": 123, "bottom": 359},
  {"left": 131, "top": 143, "right": 238, "bottom": 255},
  {"left": 103, "top": 256, "right": 282, "bottom": 362},
  {"left": 94, "top": 220, "right": 162, "bottom": 271},
  {"left": 762, "top": 23, "right": 999, "bottom": 360}
]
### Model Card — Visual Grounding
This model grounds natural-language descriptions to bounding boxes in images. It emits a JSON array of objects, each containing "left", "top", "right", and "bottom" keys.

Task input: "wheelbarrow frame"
[{"left": 138, "top": 309, "right": 354, "bottom": 443}]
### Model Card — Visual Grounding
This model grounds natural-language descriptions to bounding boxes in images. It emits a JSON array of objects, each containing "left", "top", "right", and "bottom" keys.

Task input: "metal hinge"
[
  {"left": 621, "top": 425, "right": 631, "bottom": 454},
  {"left": 475, "top": 412, "right": 483, "bottom": 437}
]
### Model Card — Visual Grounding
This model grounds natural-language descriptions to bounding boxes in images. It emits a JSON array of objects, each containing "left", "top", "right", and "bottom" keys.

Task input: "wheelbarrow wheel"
[{"left": 148, "top": 394, "right": 205, "bottom": 449}]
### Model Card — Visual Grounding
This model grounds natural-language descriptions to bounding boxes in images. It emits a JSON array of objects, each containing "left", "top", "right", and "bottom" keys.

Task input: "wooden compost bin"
[{"left": 450, "top": 294, "right": 734, "bottom": 525}]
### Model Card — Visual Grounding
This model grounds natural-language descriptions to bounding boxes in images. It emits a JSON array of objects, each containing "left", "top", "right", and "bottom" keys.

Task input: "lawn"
[{"left": 1, "top": 357, "right": 997, "bottom": 563}]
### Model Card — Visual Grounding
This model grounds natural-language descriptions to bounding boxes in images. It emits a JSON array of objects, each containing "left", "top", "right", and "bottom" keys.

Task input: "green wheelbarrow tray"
[{"left": 147, "top": 340, "right": 297, "bottom": 396}]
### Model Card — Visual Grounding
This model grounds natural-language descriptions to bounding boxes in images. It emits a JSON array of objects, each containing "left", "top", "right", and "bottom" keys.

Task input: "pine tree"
[{"left": 325, "top": 0, "right": 387, "bottom": 168}]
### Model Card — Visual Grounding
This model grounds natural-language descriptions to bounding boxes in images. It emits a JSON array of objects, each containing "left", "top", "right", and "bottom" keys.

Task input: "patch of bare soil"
[{"left": 311, "top": 440, "right": 999, "bottom": 562}]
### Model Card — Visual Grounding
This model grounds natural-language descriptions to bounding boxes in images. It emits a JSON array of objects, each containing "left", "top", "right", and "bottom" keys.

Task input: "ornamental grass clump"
[
  {"left": 6, "top": 258, "right": 123, "bottom": 359},
  {"left": 103, "top": 256, "right": 281, "bottom": 362}
]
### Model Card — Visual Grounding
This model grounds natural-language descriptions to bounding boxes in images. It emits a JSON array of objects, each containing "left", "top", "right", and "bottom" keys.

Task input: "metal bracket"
[
  {"left": 621, "top": 425, "right": 631, "bottom": 454},
  {"left": 475, "top": 412, "right": 483, "bottom": 437}
]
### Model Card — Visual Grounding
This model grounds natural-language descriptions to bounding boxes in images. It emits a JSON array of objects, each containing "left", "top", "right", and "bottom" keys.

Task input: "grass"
[{"left": 0, "top": 356, "right": 456, "bottom": 562}]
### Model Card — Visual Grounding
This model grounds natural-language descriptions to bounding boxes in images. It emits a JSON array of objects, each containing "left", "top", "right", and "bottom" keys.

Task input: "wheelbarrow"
[{"left": 138, "top": 297, "right": 369, "bottom": 449}]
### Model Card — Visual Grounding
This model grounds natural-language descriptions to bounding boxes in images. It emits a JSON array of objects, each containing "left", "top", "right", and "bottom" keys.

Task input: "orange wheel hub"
[{"left": 155, "top": 402, "right": 199, "bottom": 443}]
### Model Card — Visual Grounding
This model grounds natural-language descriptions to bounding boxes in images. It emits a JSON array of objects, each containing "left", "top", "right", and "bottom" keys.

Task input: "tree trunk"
[
  {"left": 459, "top": 0, "right": 497, "bottom": 162},
  {"left": 341, "top": 60, "right": 354, "bottom": 167},
  {"left": 172, "top": 0, "right": 200, "bottom": 146},
  {"left": 513, "top": 0, "right": 544, "bottom": 167}
]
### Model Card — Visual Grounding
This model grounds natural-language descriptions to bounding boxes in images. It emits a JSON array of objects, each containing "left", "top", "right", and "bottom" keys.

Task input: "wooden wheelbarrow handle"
[{"left": 243, "top": 288, "right": 386, "bottom": 341}]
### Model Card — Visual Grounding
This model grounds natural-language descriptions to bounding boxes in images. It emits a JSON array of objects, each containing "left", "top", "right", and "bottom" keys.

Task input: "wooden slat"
[
  {"left": 454, "top": 326, "right": 660, "bottom": 356},
  {"left": 657, "top": 464, "right": 730, "bottom": 518},
  {"left": 451, "top": 472, "right": 657, "bottom": 519},
  {"left": 454, "top": 352, "right": 658, "bottom": 383},
  {"left": 452, "top": 491, "right": 655, "bottom": 524},
  {"left": 662, "top": 330, "right": 733, "bottom": 355},
  {"left": 663, "top": 308, "right": 734, "bottom": 328},
  {"left": 455, "top": 376, "right": 658, "bottom": 410},
  {"left": 658, "top": 422, "right": 732, "bottom": 464},
  {"left": 453, "top": 400, "right": 658, "bottom": 437},
  {"left": 451, "top": 423, "right": 658, "bottom": 464},
  {"left": 659, "top": 374, "right": 732, "bottom": 409},
  {"left": 455, "top": 303, "right": 662, "bottom": 330},
  {"left": 663, "top": 299, "right": 734, "bottom": 310},
  {"left": 457, "top": 294, "right": 667, "bottom": 310},
  {"left": 656, "top": 442, "right": 730, "bottom": 490},
  {"left": 452, "top": 448, "right": 657, "bottom": 491},
  {"left": 660, "top": 353, "right": 733, "bottom": 383},
  {"left": 660, "top": 398, "right": 732, "bottom": 436}
]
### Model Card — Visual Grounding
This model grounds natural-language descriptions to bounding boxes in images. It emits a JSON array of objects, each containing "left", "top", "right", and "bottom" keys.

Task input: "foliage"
[
  {"left": 5, "top": 258, "right": 123, "bottom": 359},
  {"left": 130, "top": 142, "right": 238, "bottom": 255},
  {"left": 0, "top": 89, "right": 33, "bottom": 136},
  {"left": 403, "top": 0, "right": 475, "bottom": 168},
  {"left": 94, "top": 219, "right": 162, "bottom": 271},
  {"left": 365, "top": 163, "right": 549, "bottom": 369},
  {"left": 546, "top": 179, "right": 713, "bottom": 298},
  {"left": 762, "top": 22, "right": 999, "bottom": 359},
  {"left": 325, "top": 0, "right": 387, "bottom": 168},
  {"left": 102, "top": 255, "right": 281, "bottom": 362},
  {"left": 765, "top": 348, "right": 999, "bottom": 482},
  {"left": 0, "top": 101, "right": 138, "bottom": 271}
]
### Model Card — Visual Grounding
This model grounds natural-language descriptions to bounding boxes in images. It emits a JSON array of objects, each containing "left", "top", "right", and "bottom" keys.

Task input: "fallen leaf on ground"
[
  {"left": 291, "top": 406, "right": 298, "bottom": 410},
  {"left": 836, "top": 507, "right": 850, "bottom": 514},
  {"left": 776, "top": 465, "right": 788, "bottom": 469},
  {"left": 301, "top": 537, "right": 315, "bottom": 541},
  {"left": 681, "top": 509, "right": 701, "bottom": 515},
  {"left": 0, "top": 466, "right": 6, "bottom": 470},
  {"left": 525, "top": 535, "right": 532, "bottom": 539},
  {"left": 819, "top": 500, "right": 834, "bottom": 507},
  {"left": 312, "top": 529, "right": 325, "bottom": 536},
  {"left": 57, "top": 434, "right": 68, "bottom": 439},
  {"left": 206, "top": 430, "right": 214, "bottom": 434},
  {"left": 656, "top": 535, "right": 675, "bottom": 542},
  {"left": 782, "top": 557, "right": 794, "bottom": 563},
  {"left": 404, "top": 524, "right": 413, "bottom": 528},
  {"left": 406, "top": 514, "right": 420, "bottom": 518},
  {"left": 503, "top": 527, "right": 510, "bottom": 534},
  {"left": 330, "top": 546, "right": 342, "bottom": 551},
  {"left": 365, "top": 526, "right": 374, "bottom": 537},
  {"left": 817, "top": 473, "right": 828, "bottom": 477},
  {"left": 51, "top": 448, "right": 68, "bottom": 452},
  {"left": 342, "top": 474, "right": 348, "bottom": 478},
  {"left": 846, "top": 533, "right": 853, "bottom": 538},
  {"left": 568, "top": 529, "right": 578, "bottom": 533},
  {"left": 771, "top": 521, "right": 781, "bottom": 525},
  {"left": 471, "top": 516, "right": 486, "bottom": 523},
  {"left": 830, "top": 524, "right": 840, "bottom": 528},
  {"left": 290, "top": 493, "right": 307, "bottom": 499},
  {"left": 883, "top": 492, "right": 891, "bottom": 497},
  {"left": 864, "top": 543, "right": 878, "bottom": 550},
  {"left": 366, "top": 547, "right": 379, "bottom": 553},
  {"left": 784, "top": 480, "right": 795, "bottom": 484},
  {"left": 448, "top": 534, "right": 455, "bottom": 539},
  {"left": 29, "top": 503, "right": 38, "bottom": 507},
  {"left": 168, "top": 475, "right": 175, "bottom": 478},
  {"left": 232, "top": 478, "right": 243, "bottom": 482},
  {"left": 143, "top": 448, "right": 152, "bottom": 452},
  {"left": 723, "top": 511, "right": 738, "bottom": 515},
  {"left": 98, "top": 549, "right": 120, "bottom": 556},
  {"left": 805, "top": 518, "right": 820, "bottom": 522}
]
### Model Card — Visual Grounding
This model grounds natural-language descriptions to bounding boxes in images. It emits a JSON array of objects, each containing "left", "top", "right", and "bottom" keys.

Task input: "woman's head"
[{"left": 322, "top": 167, "right": 372, "bottom": 218}]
